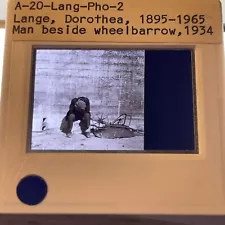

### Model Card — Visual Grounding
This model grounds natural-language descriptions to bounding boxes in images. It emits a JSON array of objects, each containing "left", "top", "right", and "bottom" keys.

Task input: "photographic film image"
[
  {"left": 30, "top": 49, "right": 145, "bottom": 151},
  {"left": 30, "top": 48, "right": 196, "bottom": 153}
]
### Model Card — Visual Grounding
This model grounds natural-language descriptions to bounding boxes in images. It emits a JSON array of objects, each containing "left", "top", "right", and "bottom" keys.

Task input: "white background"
[
  {"left": 0, "top": 28, "right": 5, "bottom": 98},
  {"left": 0, "top": 0, "right": 7, "bottom": 21}
]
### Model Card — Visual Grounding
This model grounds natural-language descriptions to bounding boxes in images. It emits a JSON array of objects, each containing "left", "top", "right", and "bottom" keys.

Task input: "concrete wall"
[{"left": 32, "top": 49, "right": 145, "bottom": 131}]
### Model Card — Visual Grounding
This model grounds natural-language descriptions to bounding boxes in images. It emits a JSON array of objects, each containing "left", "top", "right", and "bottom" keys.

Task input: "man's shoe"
[
  {"left": 82, "top": 132, "right": 91, "bottom": 138},
  {"left": 66, "top": 132, "right": 72, "bottom": 138}
]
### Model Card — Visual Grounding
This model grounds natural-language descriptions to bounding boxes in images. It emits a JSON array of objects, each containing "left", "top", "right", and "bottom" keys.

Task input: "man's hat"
[{"left": 75, "top": 99, "right": 86, "bottom": 110}]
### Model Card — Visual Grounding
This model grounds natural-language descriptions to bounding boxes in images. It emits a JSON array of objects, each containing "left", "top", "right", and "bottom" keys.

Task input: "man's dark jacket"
[{"left": 65, "top": 97, "right": 90, "bottom": 121}]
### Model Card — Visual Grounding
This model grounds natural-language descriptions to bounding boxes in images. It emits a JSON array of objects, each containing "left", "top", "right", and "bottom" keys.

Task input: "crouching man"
[{"left": 60, "top": 96, "right": 91, "bottom": 138}]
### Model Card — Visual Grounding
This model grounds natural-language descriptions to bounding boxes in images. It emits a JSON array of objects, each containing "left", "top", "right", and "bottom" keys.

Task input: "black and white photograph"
[{"left": 30, "top": 49, "right": 145, "bottom": 151}]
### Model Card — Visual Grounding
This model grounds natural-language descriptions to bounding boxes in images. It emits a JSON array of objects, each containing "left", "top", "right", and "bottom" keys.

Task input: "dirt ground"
[{"left": 31, "top": 123, "right": 144, "bottom": 151}]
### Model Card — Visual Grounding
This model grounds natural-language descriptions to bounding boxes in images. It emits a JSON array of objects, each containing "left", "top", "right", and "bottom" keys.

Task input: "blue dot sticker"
[{"left": 16, "top": 174, "right": 48, "bottom": 206}]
